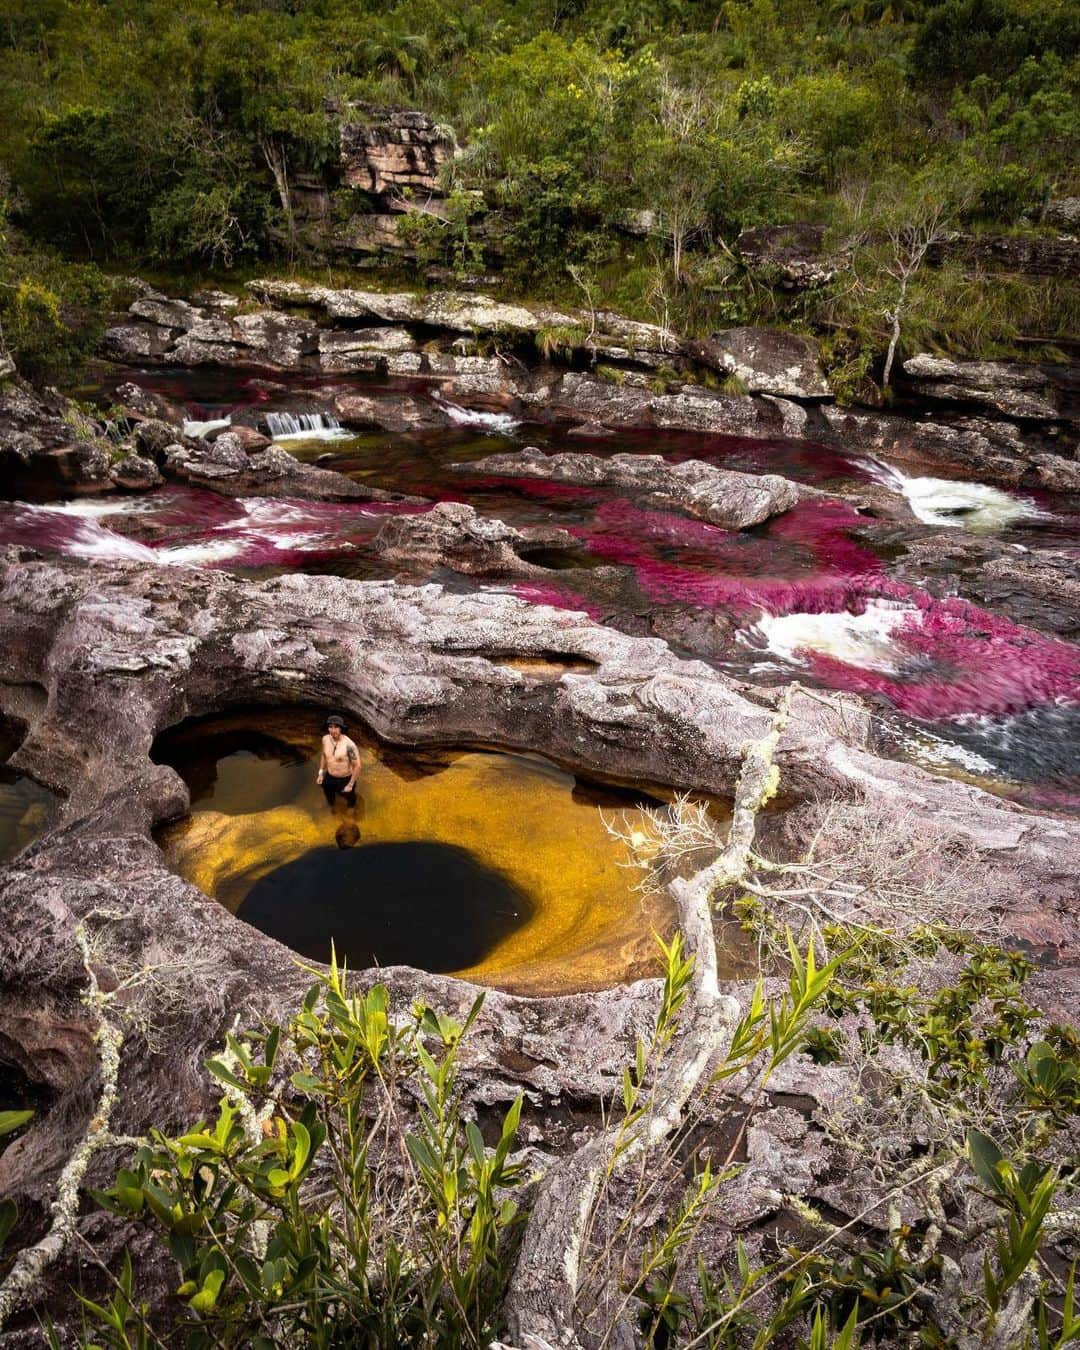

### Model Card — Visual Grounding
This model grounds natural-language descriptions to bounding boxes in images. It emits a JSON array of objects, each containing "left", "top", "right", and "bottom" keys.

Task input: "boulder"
[
  {"left": 684, "top": 327, "right": 831, "bottom": 399},
  {"left": 109, "top": 454, "right": 163, "bottom": 491},
  {"left": 2, "top": 554, "right": 1080, "bottom": 1339},
  {"left": 0, "top": 380, "right": 116, "bottom": 498},
  {"left": 104, "top": 299, "right": 320, "bottom": 371},
  {"left": 1045, "top": 198, "right": 1080, "bottom": 231},
  {"left": 333, "top": 390, "right": 448, "bottom": 433},
  {"left": 462, "top": 447, "right": 807, "bottom": 529},
  {"left": 113, "top": 381, "right": 186, "bottom": 427},
  {"left": 735, "top": 224, "right": 848, "bottom": 290},
  {"left": 374, "top": 502, "right": 585, "bottom": 576},
  {"left": 889, "top": 535, "right": 1080, "bottom": 640},
  {"left": 222, "top": 424, "right": 273, "bottom": 454},
  {"left": 900, "top": 354, "right": 1068, "bottom": 421}
]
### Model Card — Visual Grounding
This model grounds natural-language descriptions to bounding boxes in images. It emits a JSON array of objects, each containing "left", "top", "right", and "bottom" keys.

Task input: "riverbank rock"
[
  {"left": 683, "top": 327, "right": 831, "bottom": 400},
  {"left": 928, "top": 231, "right": 1080, "bottom": 280},
  {"left": 0, "top": 377, "right": 115, "bottom": 498},
  {"left": 900, "top": 354, "right": 1070, "bottom": 421},
  {"left": 462, "top": 446, "right": 807, "bottom": 529},
  {"left": 820, "top": 403, "right": 1080, "bottom": 491},
  {"left": 531, "top": 371, "right": 802, "bottom": 438}
]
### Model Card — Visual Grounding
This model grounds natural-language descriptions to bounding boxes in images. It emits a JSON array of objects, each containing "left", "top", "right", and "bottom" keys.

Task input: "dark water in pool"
[
  {"left": 237, "top": 840, "right": 533, "bottom": 971},
  {"left": 154, "top": 709, "right": 687, "bottom": 993}
]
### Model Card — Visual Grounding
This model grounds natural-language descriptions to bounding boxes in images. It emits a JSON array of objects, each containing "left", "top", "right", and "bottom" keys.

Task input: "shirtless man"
[{"left": 317, "top": 714, "right": 359, "bottom": 806}]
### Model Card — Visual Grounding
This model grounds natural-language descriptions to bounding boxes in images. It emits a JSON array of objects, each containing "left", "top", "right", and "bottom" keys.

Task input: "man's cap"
[{"left": 326, "top": 714, "right": 346, "bottom": 728}]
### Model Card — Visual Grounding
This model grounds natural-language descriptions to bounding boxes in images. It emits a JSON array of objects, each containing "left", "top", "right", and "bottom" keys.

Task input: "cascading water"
[
  {"left": 432, "top": 392, "right": 521, "bottom": 435},
  {"left": 264, "top": 411, "right": 352, "bottom": 441},
  {"left": 856, "top": 456, "right": 1046, "bottom": 532},
  {"left": 182, "top": 415, "right": 232, "bottom": 439},
  {"left": 15, "top": 363, "right": 1080, "bottom": 807}
]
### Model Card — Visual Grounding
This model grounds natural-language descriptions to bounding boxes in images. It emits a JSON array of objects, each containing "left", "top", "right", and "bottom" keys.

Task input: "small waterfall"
[
  {"left": 264, "top": 411, "right": 351, "bottom": 441},
  {"left": 183, "top": 415, "right": 232, "bottom": 439},
  {"left": 856, "top": 457, "right": 1045, "bottom": 532},
  {"left": 432, "top": 392, "right": 520, "bottom": 435}
]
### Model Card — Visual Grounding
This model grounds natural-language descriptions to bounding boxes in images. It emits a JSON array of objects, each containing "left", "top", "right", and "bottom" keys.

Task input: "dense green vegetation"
[{"left": 0, "top": 0, "right": 1077, "bottom": 378}]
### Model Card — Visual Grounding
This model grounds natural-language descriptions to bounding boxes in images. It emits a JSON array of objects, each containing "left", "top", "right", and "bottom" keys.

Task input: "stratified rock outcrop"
[
  {"left": 900, "top": 354, "right": 1073, "bottom": 421},
  {"left": 461, "top": 446, "right": 808, "bottom": 529},
  {"left": 821, "top": 403, "right": 1080, "bottom": 491},
  {"left": 340, "top": 104, "right": 453, "bottom": 199}
]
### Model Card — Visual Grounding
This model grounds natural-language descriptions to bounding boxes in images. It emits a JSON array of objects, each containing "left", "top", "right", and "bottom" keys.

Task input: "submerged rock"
[{"left": 463, "top": 446, "right": 807, "bottom": 529}]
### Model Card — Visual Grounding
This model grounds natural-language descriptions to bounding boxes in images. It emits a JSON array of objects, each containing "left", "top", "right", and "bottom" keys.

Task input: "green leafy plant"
[{"left": 89, "top": 960, "right": 524, "bottom": 1348}]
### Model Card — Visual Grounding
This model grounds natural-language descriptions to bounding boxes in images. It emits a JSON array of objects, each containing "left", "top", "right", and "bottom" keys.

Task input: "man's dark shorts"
[{"left": 322, "top": 773, "right": 356, "bottom": 806}]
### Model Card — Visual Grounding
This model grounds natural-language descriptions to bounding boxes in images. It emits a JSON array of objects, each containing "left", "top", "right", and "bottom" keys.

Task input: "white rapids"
[
  {"left": 745, "top": 600, "right": 918, "bottom": 674},
  {"left": 432, "top": 393, "right": 521, "bottom": 435},
  {"left": 182, "top": 415, "right": 232, "bottom": 438},
  {"left": 857, "top": 457, "right": 1045, "bottom": 532}
]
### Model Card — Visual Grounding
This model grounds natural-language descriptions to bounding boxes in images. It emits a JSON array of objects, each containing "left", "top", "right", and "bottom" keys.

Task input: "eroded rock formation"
[
  {"left": 2, "top": 553, "right": 1079, "bottom": 1339},
  {"left": 461, "top": 446, "right": 809, "bottom": 529}
]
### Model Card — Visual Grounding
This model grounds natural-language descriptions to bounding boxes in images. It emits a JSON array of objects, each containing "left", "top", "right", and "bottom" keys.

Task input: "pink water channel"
[{"left": 3, "top": 366, "right": 1078, "bottom": 803}]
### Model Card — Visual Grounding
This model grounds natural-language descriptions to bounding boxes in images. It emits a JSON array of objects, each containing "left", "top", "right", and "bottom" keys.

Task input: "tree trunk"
[{"left": 261, "top": 137, "right": 296, "bottom": 251}]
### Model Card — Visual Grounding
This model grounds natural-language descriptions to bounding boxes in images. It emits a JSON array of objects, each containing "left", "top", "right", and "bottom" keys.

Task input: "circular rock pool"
[{"left": 154, "top": 709, "right": 709, "bottom": 995}]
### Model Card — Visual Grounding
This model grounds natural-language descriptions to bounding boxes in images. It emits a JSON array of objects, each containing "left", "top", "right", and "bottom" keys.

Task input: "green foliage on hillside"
[{"left": 0, "top": 0, "right": 1077, "bottom": 368}]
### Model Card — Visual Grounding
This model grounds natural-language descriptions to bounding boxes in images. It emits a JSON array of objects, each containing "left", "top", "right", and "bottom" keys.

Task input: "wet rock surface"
[
  {"left": 888, "top": 534, "right": 1080, "bottom": 638},
  {"left": 462, "top": 446, "right": 809, "bottom": 528},
  {"left": 1, "top": 553, "right": 1079, "bottom": 1338}
]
